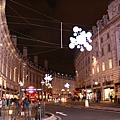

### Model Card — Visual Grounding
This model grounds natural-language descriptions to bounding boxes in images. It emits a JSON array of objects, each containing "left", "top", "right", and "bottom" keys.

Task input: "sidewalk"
[
  {"left": 58, "top": 100, "right": 120, "bottom": 112},
  {"left": 0, "top": 104, "right": 57, "bottom": 120}
]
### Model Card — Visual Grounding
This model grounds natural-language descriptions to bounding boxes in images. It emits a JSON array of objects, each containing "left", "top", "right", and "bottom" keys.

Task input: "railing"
[
  {"left": 93, "top": 83, "right": 101, "bottom": 87},
  {"left": 0, "top": 103, "right": 43, "bottom": 120},
  {"left": 0, "top": 106, "right": 20, "bottom": 120},
  {"left": 86, "top": 85, "right": 91, "bottom": 88},
  {"left": 103, "top": 81, "right": 113, "bottom": 86}
]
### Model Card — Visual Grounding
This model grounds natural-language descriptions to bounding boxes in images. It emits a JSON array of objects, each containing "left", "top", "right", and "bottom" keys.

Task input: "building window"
[
  {"left": 102, "top": 48, "right": 104, "bottom": 56},
  {"left": 95, "top": 41, "right": 98, "bottom": 47},
  {"left": 101, "top": 38, "right": 103, "bottom": 43},
  {"left": 108, "top": 44, "right": 111, "bottom": 52},
  {"left": 109, "top": 59, "right": 112, "bottom": 69},
  {"left": 92, "top": 66, "right": 94, "bottom": 74},
  {"left": 88, "top": 57, "right": 90, "bottom": 64},
  {"left": 104, "top": 76, "right": 106, "bottom": 82},
  {"left": 107, "top": 33, "right": 109, "bottom": 39},
  {"left": 107, "top": 76, "right": 110, "bottom": 81},
  {"left": 97, "top": 64, "right": 99, "bottom": 73},
  {"left": 111, "top": 75, "right": 113, "bottom": 81},
  {"left": 102, "top": 62, "right": 105, "bottom": 71},
  {"left": 96, "top": 51, "right": 98, "bottom": 57}
]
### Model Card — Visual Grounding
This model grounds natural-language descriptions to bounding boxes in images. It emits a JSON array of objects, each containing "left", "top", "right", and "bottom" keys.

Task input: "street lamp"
[
  {"left": 0, "top": 76, "right": 3, "bottom": 98},
  {"left": 19, "top": 81, "right": 23, "bottom": 100},
  {"left": 18, "top": 81, "right": 24, "bottom": 116},
  {"left": 41, "top": 80, "right": 45, "bottom": 118}
]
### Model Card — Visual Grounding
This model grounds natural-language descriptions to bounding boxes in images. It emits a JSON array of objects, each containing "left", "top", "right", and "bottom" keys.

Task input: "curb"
[
  {"left": 43, "top": 112, "right": 57, "bottom": 120},
  {"left": 73, "top": 105, "right": 120, "bottom": 112},
  {"left": 57, "top": 103, "right": 120, "bottom": 112}
]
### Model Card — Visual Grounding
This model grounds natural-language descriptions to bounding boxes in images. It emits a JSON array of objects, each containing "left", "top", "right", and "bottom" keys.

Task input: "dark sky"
[{"left": 6, "top": 0, "right": 110, "bottom": 75}]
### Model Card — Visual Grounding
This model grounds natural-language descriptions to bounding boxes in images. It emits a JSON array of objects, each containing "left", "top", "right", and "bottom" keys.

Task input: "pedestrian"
[
  {"left": 34, "top": 101, "right": 38, "bottom": 110},
  {"left": 2, "top": 98, "right": 7, "bottom": 108},
  {"left": 23, "top": 98, "right": 29, "bottom": 110},
  {"left": 0, "top": 98, "right": 2, "bottom": 116},
  {"left": 7, "top": 98, "right": 11, "bottom": 108},
  {"left": 16, "top": 99, "right": 20, "bottom": 107},
  {"left": 28, "top": 101, "right": 32, "bottom": 117},
  {"left": 110, "top": 95, "right": 113, "bottom": 102}
]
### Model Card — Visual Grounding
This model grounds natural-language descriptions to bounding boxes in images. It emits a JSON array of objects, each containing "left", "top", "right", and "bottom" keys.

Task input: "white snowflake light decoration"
[
  {"left": 64, "top": 83, "right": 70, "bottom": 88},
  {"left": 44, "top": 74, "right": 53, "bottom": 83},
  {"left": 69, "top": 26, "right": 92, "bottom": 52}
]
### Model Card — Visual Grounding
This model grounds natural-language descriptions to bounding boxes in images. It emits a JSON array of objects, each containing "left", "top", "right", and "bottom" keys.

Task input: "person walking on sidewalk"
[
  {"left": 28, "top": 100, "right": 32, "bottom": 117},
  {"left": 110, "top": 95, "right": 113, "bottom": 102},
  {"left": 0, "top": 98, "right": 2, "bottom": 116},
  {"left": 2, "top": 98, "right": 7, "bottom": 108}
]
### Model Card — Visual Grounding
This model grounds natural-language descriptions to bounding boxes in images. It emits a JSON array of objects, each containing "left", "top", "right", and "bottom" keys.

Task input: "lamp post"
[
  {"left": 41, "top": 80, "right": 45, "bottom": 118},
  {"left": 0, "top": 76, "right": 3, "bottom": 98},
  {"left": 19, "top": 81, "right": 23, "bottom": 115},
  {"left": 19, "top": 81, "right": 23, "bottom": 100}
]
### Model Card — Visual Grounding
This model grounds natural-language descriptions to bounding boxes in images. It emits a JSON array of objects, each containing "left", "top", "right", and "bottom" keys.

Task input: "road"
[{"left": 45, "top": 103, "right": 120, "bottom": 120}]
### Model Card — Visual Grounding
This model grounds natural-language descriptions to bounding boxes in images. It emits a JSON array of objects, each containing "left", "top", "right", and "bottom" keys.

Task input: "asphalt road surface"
[{"left": 46, "top": 103, "right": 120, "bottom": 120}]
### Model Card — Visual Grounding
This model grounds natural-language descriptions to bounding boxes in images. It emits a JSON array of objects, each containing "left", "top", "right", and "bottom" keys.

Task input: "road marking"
[{"left": 56, "top": 111, "right": 67, "bottom": 116}]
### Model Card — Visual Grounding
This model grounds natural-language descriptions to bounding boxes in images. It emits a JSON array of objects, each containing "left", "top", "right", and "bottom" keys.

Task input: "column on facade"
[
  {"left": 28, "top": 71, "right": 30, "bottom": 86},
  {"left": 22, "top": 65, "right": 25, "bottom": 87},
  {"left": 34, "top": 74, "right": 36, "bottom": 88},
  {"left": 11, "top": 54, "right": 14, "bottom": 81},
  {"left": 115, "top": 27, "right": 120, "bottom": 66},
  {"left": 31, "top": 73, "right": 33, "bottom": 85},
  {"left": 18, "top": 62, "right": 21, "bottom": 82}
]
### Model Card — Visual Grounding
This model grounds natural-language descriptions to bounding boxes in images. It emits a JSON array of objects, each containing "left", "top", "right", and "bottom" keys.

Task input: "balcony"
[
  {"left": 86, "top": 85, "right": 91, "bottom": 88},
  {"left": 93, "top": 83, "right": 101, "bottom": 87},
  {"left": 103, "top": 81, "right": 113, "bottom": 86}
]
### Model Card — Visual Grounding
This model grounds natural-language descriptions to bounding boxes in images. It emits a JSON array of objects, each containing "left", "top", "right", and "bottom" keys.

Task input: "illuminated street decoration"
[
  {"left": 64, "top": 83, "right": 70, "bottom": 88},
  {"left": 44, "top": 74, "right": 53, "bottom": 83},
  {"left": 69, "top": 26, "right": 92, "bottom": 52}
]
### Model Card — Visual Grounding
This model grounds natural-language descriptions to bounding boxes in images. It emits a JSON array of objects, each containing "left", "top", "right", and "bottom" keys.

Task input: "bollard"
[{"left": 85, "top": 99, "right": 89, "bottom": 107}]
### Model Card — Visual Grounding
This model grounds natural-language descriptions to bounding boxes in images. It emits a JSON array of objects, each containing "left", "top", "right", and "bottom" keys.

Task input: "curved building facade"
[
  {"left": 75, "top": 0, "right": 120, "bottom": 101},
  {"left": 0, "top": 0, "right": 45, "bottom": 98},
  {"left": 0, "top": 0, "right": 75, "bottom": 99}
]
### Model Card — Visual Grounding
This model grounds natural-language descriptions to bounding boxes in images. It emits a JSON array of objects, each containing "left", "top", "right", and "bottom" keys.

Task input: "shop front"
[
  {"left": 86, "top": 89, "right": 93, "bottom": 100},
  {"left": 103, "top": 87, "right": 114, "bottom": 101}
]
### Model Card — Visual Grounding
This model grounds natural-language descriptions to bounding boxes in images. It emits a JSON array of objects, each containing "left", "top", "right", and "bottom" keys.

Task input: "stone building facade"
[
  {"left": 75, "top": 0, "right": 120, "bottom": 101},
  {"left": 52, "top": 73, "right": 75, "bottom": 98}
]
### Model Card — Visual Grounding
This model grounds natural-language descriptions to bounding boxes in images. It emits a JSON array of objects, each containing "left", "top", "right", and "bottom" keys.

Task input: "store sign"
[
  {"left": 22, "top": 86, "right": 42, "bottom": 93},
  {"left": 26, "top": 86, "right": 36, "bottom": 94}
]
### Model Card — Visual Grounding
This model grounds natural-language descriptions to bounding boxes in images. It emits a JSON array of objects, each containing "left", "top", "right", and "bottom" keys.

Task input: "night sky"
[{"left": 5, "top": 0, "right": 110, "bottom": 75}]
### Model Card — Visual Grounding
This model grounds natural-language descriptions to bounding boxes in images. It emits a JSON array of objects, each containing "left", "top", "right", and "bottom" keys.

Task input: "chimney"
[
  {"left": 44, "top": 59, "right": 48, "bottom": 70},
  {"left": 23, "top": 46, "right": 27, "bottom": 58},
  {"left": 34, "top": 56, "right": 38, "bottom": 65},
  {"left": 11, "top": 35, "right": 17, "bottom": 47}
]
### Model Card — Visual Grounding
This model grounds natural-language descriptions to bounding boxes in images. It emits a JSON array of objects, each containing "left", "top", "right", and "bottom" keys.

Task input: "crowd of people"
[
  {"left": 0, "top": 97, "right": 42, "bottom": 117},
  {"left": 0, "top": 97, "right": 16, "bottom": 109}
]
